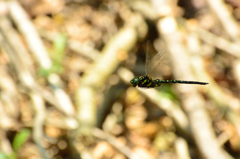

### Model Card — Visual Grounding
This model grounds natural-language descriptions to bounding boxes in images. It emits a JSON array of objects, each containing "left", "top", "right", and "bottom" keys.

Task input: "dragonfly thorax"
[{"left": 130, "top": 75, "right": 156, "bottom": 88}]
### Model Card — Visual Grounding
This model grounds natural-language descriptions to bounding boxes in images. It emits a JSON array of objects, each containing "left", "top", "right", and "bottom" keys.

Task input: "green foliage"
[
  {"left": 154, "top": 132, "right": 176, "bottom": 151},
  {"left": 38, "top": 34, "right": 67, "bottom": 77},
  {"left": 12, "top": 129, "right": 31, "bottom": 152},
  {"left": 0, "top": 152, "right": 9, "bottom": 159},
  {"left": 38, "top": 67, "right": 51, "bottom": 78},
  {"left": 6, "top": 152, "right": 17, "bottom": 159},
  {"left": 0, "top": 129, "right": 32, "bottom": 159},
  {"left": 53, "top": 34, "right": 67, "bottom": 62},
  {"left": 157, "top": 85, "right": 178, "bottom": 101}
]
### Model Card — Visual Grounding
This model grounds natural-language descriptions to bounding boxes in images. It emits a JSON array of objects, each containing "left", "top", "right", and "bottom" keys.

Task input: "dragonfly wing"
[
  {"left": 145, "top": 41, "right": 152, "bottom": 75},
  {"left": 145, "top": 42, "right": 162, "bottom": 75},
  {"left": 146, "top": 49, "right": 168, "bottom": 79}
]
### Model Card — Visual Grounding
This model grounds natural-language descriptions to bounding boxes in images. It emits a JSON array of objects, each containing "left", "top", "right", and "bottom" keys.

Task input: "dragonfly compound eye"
[{"left": 130, "top": 77, "right": 138, "bottom": 87}]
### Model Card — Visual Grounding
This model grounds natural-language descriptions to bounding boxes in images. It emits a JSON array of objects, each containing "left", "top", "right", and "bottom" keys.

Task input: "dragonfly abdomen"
[
  {"left": 155, "top": 79, "right": 208, "bottom": 85},
  {"left": 131, "top": 75, "right": 209, "bottom": 88}
]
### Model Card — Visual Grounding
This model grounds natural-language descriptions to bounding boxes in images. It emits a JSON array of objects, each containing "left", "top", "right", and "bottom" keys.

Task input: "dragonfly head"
[{"left": 130, "top": 77, "right": 138, "bottom": 87}]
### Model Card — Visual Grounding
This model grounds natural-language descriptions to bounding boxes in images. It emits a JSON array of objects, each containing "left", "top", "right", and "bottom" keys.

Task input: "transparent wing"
[
  {"left": 145, "top": 42, "right": 161, "bottom": 75},
  {"left": 145, "top": 41, "right": 152, "bottom": 75},
  {"left": 145, "top": 44, "right": 168, "bottom": 79}
]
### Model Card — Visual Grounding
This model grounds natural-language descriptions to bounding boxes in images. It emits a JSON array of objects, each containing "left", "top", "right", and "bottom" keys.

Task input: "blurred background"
[{"left": 0, "top": 0, "right": 240, "bottom": 159}]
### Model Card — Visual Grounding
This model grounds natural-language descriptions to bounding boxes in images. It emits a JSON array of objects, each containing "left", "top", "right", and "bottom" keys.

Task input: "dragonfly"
[{"left": 130, "top": 44, "right": 209, "bottom": 88}]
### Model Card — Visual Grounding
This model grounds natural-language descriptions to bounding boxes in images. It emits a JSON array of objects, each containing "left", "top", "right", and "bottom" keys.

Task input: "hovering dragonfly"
[{"left": 130, "top": 43, "right": 208, "bottom": 88}]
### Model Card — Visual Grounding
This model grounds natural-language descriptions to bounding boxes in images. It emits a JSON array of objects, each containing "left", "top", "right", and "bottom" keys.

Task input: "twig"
[
  {"left": 186, "top": 24, "right": 240, "bottom": 139},
  {"left": 157, "top": 15, "right": 233, "bottom": 159},
  {"left": 126, "top": 0, "right": 159, "bottom": 21},
  {"left": 0, "top": 130, "right": 13, "bottom": 154},
  {"left": 0, "top": 99, "right": 16, "bottom": 130},
  {"left": 0, "top": 66, "right": 19, "bottom": 118},
  {"left": 8, "top": 0, "right": 52, "bottom": 69},
  {"left": 76, "top": 26, "right": 137, "bottom": 134},
  {"left": 31, "top": 93, "right": 49, "bottom": 159},
  {"left": 92, "top": 128, "right": 141, "bottom": 159},
  {"left": 48, "top": 74, "right": 75, "bottom": 116},
  {"left": 196, "top": 27, "right": 240, "bottom": 58},
  {"left": 0, "top": 14, "right": 67, "bottom": 115},
  {"left": 38, "top": 29, "right": 101, "bottom": 61},
  {"left": 8, "top": 1, "right": 75, "bottom": 117},
  {"left": 206, "top": 0, "right": 240, "bottom": 41},
  {"left": 174, "top": 137, "right": 191, "bottom": 159},
  {"left": 233, "top": 60, "right": 240, "bottom": 87}
]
